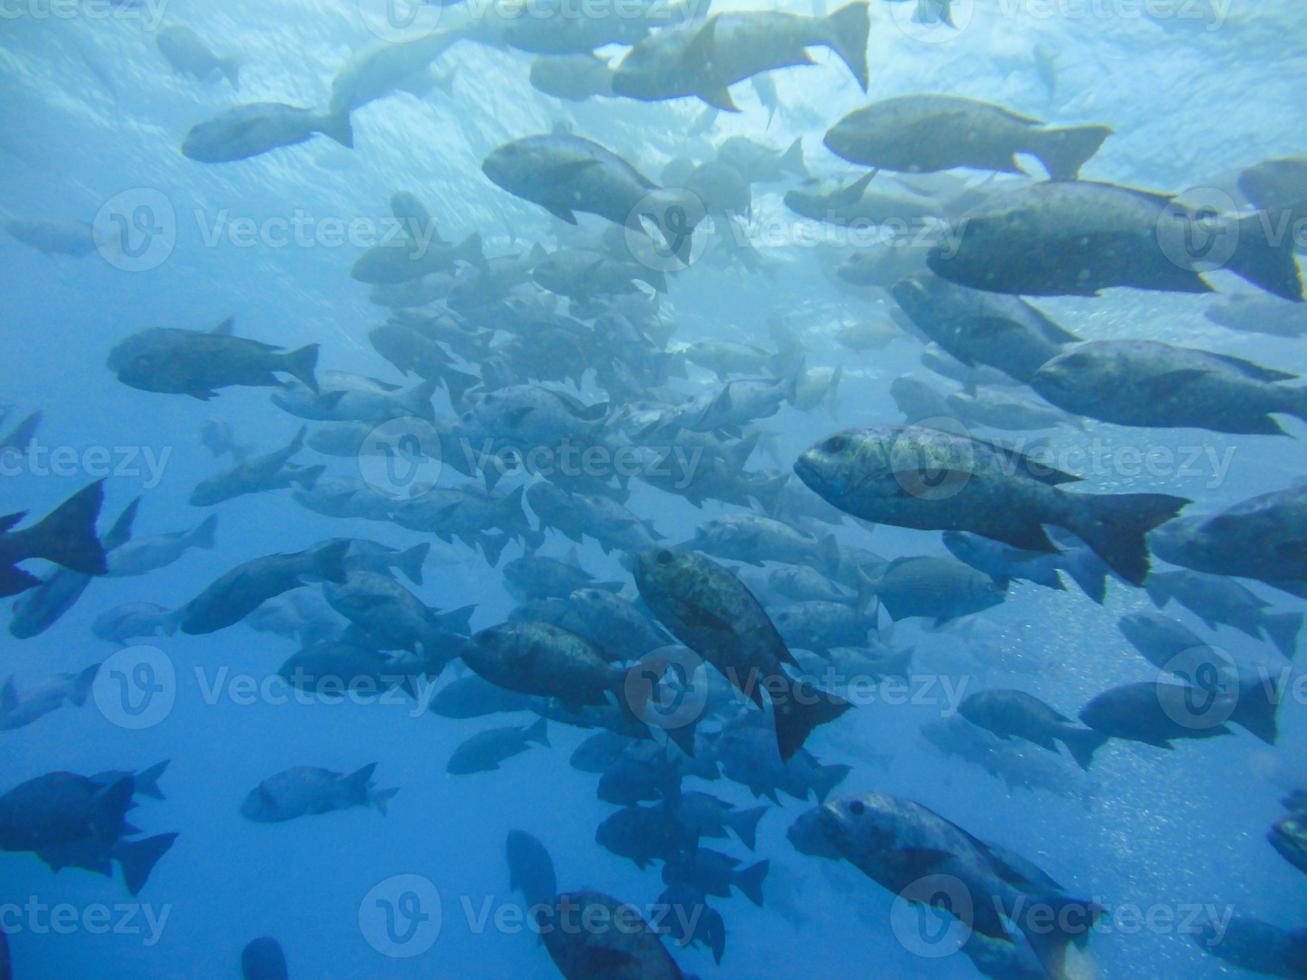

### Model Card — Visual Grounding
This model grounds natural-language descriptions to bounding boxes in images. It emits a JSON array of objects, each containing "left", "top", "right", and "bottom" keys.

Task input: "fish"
[
  {"left": 447, "top": 717, "right": 550, "bottom": 774},
  {"left": 1078, "top": 681, "right": 1235, "bottom": 749},
  {"left": 1030, "top": 339, "right": 1307, "bottom": 435},
  {"left": 156, "top": 24, "right": 240, "bottom": 88},
  {"left": 323, "top": 569, "right": 470, "bottom": 660},
  {"left": 0, "top": 480, "right": 107, "bottom": 596},
  {"left": 958, "top": 689, "right": 1107, "bottom": 771},
  {"left": 241, "top": 937, "right": 289, "bottom": 980},
  {"left": 662, "top": 846, "right": 769, "bottom": 906},
  {"left": 108, "top": 317, "right": 319, "bottom": 398},
  {"left": 943, "top": 530, "right": 1109, "bottom": 603},
  {"left": 814, "top": 791, "right": 1101, "bottom": 980},
  {"left": 108, "top": 514, "right": 217, "bottom": 577},
  {"left": 928, "top": 181, "right": 1305, "bottom": 302},
  {"left": 870, "top": 555, "right": 1007, "bottom": 624},
  {"left": 240, "top": 764, "right": 397, "bottom": 822},
  {"left": 0, "top": 664, "right": 100, "bottom": 731},
  {"left": 529, "top": 52, "right": 615, "bottom": 101},
  {"left": 91, "top": 602, "right": 181, "bottom": 645},
  {"left": 190, "top": 427, "right": 322, "bottom": 506},
  {"left": 825, "top": 94, "right": 1111, "bottom": 180},
  {"left": 328, "top": 30, "right": 465, "bottom": 115},
  {"left": 272, "top": 372, "right": 439, "bottom": 422},
  {"left": 1191, "top": 914, "right": 1307, "bottom": 979},
  {"left": 482, "top": 133, "right": 700, "bottom": 262},
  {"left": 685, "top": 514, "right": 840, "bottom": 575},
  {"left": 716, "top": 136, "right": 807, "bottom": 183},
  {"left": 1145, "top": 569, "right": 1301, "bottom": 658},
  {"left": 182, "top": 103, "right": 353, "bottom": 163},
  {"left": 506, "top": 829, "right": 559, "bottom": 914},
  {"left": 180, "top": 540, "right": 350, "bottom": 635},
  {"left": 1116, "top": 611, "right": 1282, "bottom": 744},
  {"left": 795, "top": 424, "right": 1188, "bottom": 584},
  {"left": 4, "top": 219, "right": 96, "bottom": 257},
  {"left": 1205, "top": 292, "right": 1307, "bottom": 338},
  {"left": 891, "top": 274, "right": 1078, "bottom": 383},
  {"left": 634, "top": 548, "right": 852, "bottom": 760},
  {"left": 1148, "top": 484, "right": 1307, "bottom": 599},
  {"left": 612, "top": 4, "right": 870, "bottom": 111},
  {"left": 0, "top": 769, "right": 177, "bottom": 895},
  {"left": 533, "top": 890, "right": 690, "bottom": 979}
]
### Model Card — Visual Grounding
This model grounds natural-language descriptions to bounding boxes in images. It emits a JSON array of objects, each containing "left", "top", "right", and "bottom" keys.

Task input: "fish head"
[
  {"left": 794, "top": 427, "right": 892, "bottom": 505},
  {"left": 819, "top": 792, "right": 901, "bottom": 860},
  {"left": 1269, "top": 812, "right": 1307, "bottom": 873}
]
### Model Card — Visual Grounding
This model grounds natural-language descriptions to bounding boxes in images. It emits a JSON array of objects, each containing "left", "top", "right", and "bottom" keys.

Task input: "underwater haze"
[{"left": 2, "top": 0, "right": 1306, "bottom": 978}]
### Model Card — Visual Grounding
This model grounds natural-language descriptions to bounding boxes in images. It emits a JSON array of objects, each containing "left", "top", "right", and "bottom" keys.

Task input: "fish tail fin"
[
  {"left": 773, "top": 681, "right": 843, "bottom": 764},
  {"left": 1028, "top": 125, "right": 1112, "bottom": 181},
  {"left": 824, "top": 2, "right": 870, "bottom": 91},
  {"left": 29, "top": 480, "right": 107, "bottom": 575},
  {"left": 735, "top": 859, "right": 769, "bottom": 907},
  {"left": 3, "top": 411, "right": 41, "bottom": 450},
  {"left": 133, "top": 760, "right": 171, "bottom": 800},
  {"left": 342, "top": 761, "right": 378, "bottom": 806},
  {"left": 281, "top": 343, "right": 320, "bottom": 393},
  {"left": 478, "top": 531, "right": 510, "bottom": 568},
  {"left": 317, "top": 110, "right": 354, "bottom": 150},
  {"left": 1059, "top": 727, "right": 1108, "bottom": 772},
  {"left": 1232, "top": 680, "right": 1281, "bottom": 745},
  {"left": 67, "top": 662, "right": 101, "bottom": 706},
  {"left": 1019, "top": 895, "right": 1103, "bottom": 980},
  {"left": 780, "top": 136, "right": 807, "bottom": 177},
  {"left": 1064, "top": 552, "right": 1108, "bottom": 605},
  {"left": 1143, "top": 573, "right": 1173, "bottom": 609},
  {"left": 220, "top": 56, "right": 241, "bottom": 91},
  {"left": 292, "top": 464, "right": 325, "bottom": 490},
  {"left": 398, "top": 542, "right": 430, "bottom": 586},
  {"left": 728, "top": 805, "right": 767, "bottom": 850},
  {"left": 810, "top": 762, "right": 852, "bottom": 803},
  {"left": 1229, "top": 213, "right": 1305, "bottom": 301},
  {"left": 525, "top": 715, "right": 550, "bottom": 747},
  {"left": 456, "top": 231, "right": 485, "bottom": 269},
  {"left": 371, "top": 786, "right": 399, "bottom": 816},
  {"left": 190, "top": 514, "right": 219, "bottom": 550},
  {"left": 1066, "top": 492, "right": 1189, "bottom": 585},
  {"left": 442, "top": 367, "right": 481, "bottom": 409},
  {"left": 1265, "top": 611, "right": 1302, "bottom": 660},
  {"left": 114, "top": 832, "right": 178, "bottom": 896}
]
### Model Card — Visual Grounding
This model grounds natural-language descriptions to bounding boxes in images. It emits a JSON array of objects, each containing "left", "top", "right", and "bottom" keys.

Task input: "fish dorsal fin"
[
  {"left": 1204, "top": 351, "right": 1298, "bottom": 383},
  {"left": 210, "top": 316, "right": 235, "bottom": 336},
  {"left": 832, "top": 171, "right": 876, "bottom": 208}
]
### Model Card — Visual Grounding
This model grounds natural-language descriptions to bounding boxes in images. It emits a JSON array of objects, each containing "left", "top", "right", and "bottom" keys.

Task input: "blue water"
[{"left": 2, "top": 1, "right": 1306, "bottom": 977}]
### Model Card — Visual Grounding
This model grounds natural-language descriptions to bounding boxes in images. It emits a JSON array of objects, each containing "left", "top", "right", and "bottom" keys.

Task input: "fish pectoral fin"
[
  {"left": 543, "top": 204, "right": 578, "bottom": 224},
  {"left": 1142, "top": 368, "right": 1208, "bottom": 400},
  {"left": 897, "top": 847, "right": 957, "bottom": 878},
  {"left": 683, "top": 608, "right": 738, "bottom": 637}
]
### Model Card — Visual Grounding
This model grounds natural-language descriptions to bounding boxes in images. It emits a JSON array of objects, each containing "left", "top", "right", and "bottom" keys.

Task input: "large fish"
[
  {"left": 482, "top": 133, "right": 700, "bottom": 262},
  {"left": 612, "top": 3, "right": 870, "bottom": 110},
  {"left": 815, "top": 791, "right": 1101, "bottom": 980},
  {"left": 156, "top": 24, "right": 240, "bottom": 88},
  {"left": 108, "top": 317, "right": 319, "bottom": 399},
  {"left": 240, "top": 764, "right": 397, "bottom": 822},
  {"left": 928, "top": 181, "right": 1304, "bottom": 301},
  {"left": 959, "top": 689, "right": 1106, "bottom": 771},
  {"left": 634, "top": 548, "right": 851, "bottom": 760},
  {"left": 824, "top": 95, "right": 1111, "bottom": 180},
  {"left": 182, "top": 103, "right": 353, "bottom": 163},
  {"left": 795, "top": 425, "right": 1187, "bottom": 584},
  {"left": 1030, "top": 339, "right": 1307, "bottom": 434}
]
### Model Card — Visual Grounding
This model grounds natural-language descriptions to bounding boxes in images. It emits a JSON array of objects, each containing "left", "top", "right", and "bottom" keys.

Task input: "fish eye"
[
  {"left": 848, "top": 800, "right": 865, "bottom": 816},
  {"left": 823, "top": 436, "right": 848, "bottom": 454}
]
